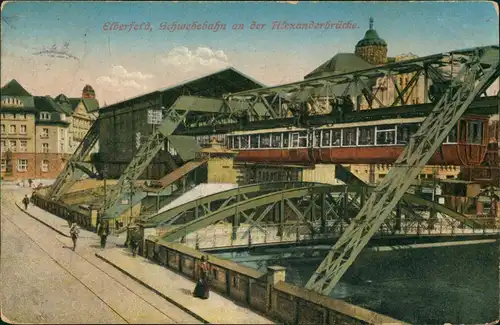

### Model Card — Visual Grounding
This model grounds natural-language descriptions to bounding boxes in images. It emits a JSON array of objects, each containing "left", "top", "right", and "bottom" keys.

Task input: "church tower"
[
  {"left": 355, "top": 18, "right": 388, "bottom": 65},
  {"left": 82, "top": 84, "right": 96, "bottom": 99}
]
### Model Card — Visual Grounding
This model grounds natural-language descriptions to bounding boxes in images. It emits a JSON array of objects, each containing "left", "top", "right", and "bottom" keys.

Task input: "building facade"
[{"left": 0, "top": 80, "right": 99, "bottom": 180}]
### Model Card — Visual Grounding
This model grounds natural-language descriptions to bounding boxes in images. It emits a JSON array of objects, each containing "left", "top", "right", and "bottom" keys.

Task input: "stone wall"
[{"left": 144, "top": 238, "right": 408, "bottom": 325}]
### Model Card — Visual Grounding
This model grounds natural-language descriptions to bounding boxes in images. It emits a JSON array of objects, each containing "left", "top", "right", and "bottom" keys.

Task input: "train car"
[{"left": 226, "top": 115, "right": 490, "bottom": 166}]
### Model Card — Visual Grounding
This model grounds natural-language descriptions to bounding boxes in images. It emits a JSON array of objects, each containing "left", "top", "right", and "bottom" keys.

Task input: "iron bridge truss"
[{"left": 141, "top": 181, "right": 478, "bottom": 245}]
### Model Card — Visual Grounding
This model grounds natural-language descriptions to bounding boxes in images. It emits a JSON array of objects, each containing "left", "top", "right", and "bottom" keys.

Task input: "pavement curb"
[
  {"left": 15, "top": 202, "right": 70, "bottom": 238},
  {"left": 95, "top": 252, "right": 209, "bottom": 324}
]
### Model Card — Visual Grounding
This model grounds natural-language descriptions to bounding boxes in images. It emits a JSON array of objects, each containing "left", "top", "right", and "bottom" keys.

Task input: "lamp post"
[{"left": 129, "top": 178, "right": 134, "bottom": 227}]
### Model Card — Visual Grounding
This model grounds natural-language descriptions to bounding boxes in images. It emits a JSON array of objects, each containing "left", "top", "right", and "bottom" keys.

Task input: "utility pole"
[{"left": 129, "top": 178, "right": 134, "bottom": 227}]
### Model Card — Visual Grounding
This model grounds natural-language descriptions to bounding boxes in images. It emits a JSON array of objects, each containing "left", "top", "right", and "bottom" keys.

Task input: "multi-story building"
[{"left": 0, "top": 80, "right": 99, "bottom": 180}]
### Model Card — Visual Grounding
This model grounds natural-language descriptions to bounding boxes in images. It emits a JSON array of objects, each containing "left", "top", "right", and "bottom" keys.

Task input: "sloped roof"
[
  {"left": 82, "top": 98, "right": 100, "bottom": 113},
  {"left": 34, "top": 96, "right": 65, "bottom": 113},
  {"left": 1, "top": 79, "right": 32, "bottom": 96},
  {"left": 304, "top": 53, "right": 374, "bottom": 79},
  {"left": 101, "top": 67, "right": 266, "bottom": 112}
]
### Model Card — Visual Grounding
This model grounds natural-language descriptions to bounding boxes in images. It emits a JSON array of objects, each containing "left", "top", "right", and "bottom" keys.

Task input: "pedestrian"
[
  {"left": 28, "top": 178, "right": 33, "bottom": 188},
  {"left": 130, "top": 233, "right": 138, "bottom": 257},
  {"left": 97, "top": 220, "right": 109, "bottom": 249},
  {"left": 192, "top": 256, "right": 210, "bottom": 299},
  {"left": 69, "top": 221, "right": 80, "bottom": 251},
  {"left": 22, "top": 195, "right": 30, "bottom": 210}
]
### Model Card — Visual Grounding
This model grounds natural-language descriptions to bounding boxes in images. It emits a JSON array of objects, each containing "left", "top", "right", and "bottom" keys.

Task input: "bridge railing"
[
  {"left": 143, "top": 237, "right": 407, "bottom": 325},
  {"left": 31, "top": 193, "right": 94, "bottom": 231},
  {"left": 161, "top": 218, "right": 499, "bottom": 250}
]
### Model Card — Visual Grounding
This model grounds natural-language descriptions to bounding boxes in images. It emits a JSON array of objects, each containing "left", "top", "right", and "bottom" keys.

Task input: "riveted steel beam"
[
  {"left": 100, "top": 106, "right": 191, "bottom": 220},
  {"left": 48, "top": 121, "right": 100, "bottom": 200},
  {"left": 305, "top": 47, "right": 500, "bottom": 296}
]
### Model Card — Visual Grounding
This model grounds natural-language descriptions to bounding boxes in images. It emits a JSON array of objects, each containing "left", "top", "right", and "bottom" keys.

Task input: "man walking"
[
  {"left": 22, "top": 195, "right": 30, "bottom": 210},
  {"left": 69, "top": 221, "right": 80, "bottom": 251},
  {"left": 97, "top": 220, "right": 109, "bottom": 249}
]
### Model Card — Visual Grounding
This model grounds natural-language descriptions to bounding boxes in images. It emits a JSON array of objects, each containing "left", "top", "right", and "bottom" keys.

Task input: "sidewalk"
[{"left": 97, "top": 248, "right": 275, "bottom": 324}]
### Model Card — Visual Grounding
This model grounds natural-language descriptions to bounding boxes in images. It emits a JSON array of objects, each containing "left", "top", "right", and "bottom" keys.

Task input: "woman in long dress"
[{"left": 193, "top": 256, "right": 210, "bottom": 299}]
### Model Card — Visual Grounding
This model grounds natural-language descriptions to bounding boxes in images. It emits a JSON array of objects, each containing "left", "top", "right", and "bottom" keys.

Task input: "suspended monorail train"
[{"left": 225, "top": 115, "right": 491, "bottom": 166}]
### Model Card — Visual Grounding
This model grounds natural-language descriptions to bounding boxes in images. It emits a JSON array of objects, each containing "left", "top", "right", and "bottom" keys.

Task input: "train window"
[
  {"left": 250, "top": 135, "right": 259, "bottom": 148},
  {"left": 240, "top": 135, "right": 249, "bottom": 149},
  {"left": 291, "top": 132, "right": 307, "bottom": 148},
  {"left": 446, "top": 126, "right": 458, "bottom": 143},
  {"left": 282, "top": 133, "right": 289, "bottom": 148},
  {"left": 358, "top": 127, "right": 375, "bottom": 146},
  {"left": 332, "top": 130, "right": 341, "bottom": 147},
  {"left": 468, "top": 121, "right": 483, "bottom": 144},
  {"left": 397, "top": 124, "right": 419, "bottom": 145},
  {"left": 376, "top": 125, "right": 396, "bottom": 145},
  {"left": 260, "top": 134, "right": 271, "bottom": 148},
  {"left": 314, "top": 131, "right": 320, "bottom": 148},
  {"left": 342, "top": 128, "right": 356, "bottom": 146},
  {"left": 271, "top": 133, "right": 281, "bottom": 148},
  {"left": 459, "top": 120, "right": 467, "bottom": 142},
  {"left": 321, "top": 130, "right": 331, "bottom": 147},
  {"left": 299, "top": 132, "right": 308, "bottom": 147}
]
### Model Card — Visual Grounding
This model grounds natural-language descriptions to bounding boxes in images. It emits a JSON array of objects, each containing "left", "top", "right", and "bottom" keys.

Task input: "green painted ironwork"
[
  {"left": 305, "top": 46, "right": 500, "bottom": 296},
  {"left": 48, "top": 121, "right": 100, "bottom": 200},
  {"left": 160, "top": 184, "right": 340, "bottom": 242},
  {"left": 100, "top": 107, "right": 192, "bottom": 220}
]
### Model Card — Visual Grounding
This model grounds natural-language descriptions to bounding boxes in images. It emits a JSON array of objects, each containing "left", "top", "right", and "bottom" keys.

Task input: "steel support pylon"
[
  {"left": 47, "top": 121, "right": 100, "bottom": 200},
  {"left": 305, "top": 49, "right": 500, "bottom": 296},
  {"left": 99, "top": 109, "right": 190, "bottom": 219}
]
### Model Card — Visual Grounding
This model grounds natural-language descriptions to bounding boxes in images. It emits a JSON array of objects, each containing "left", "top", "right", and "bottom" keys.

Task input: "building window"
[
  {"left": 20, "top": 140, "right": 27, "bottom": 152},
  {"left": 60, "top": 143, "right": 64, "bottom": 153},
  {"left": 9, "top": 140, "right": 17, "bottom": 152},
  {"left": 42, "top": 143, "right": 49, "bottom": 153},
  {"left": 17, "top": 159, "right": 28, "bottom": 172},
  {"left": 20, "top": 125, "right": 27, "bottom": 134},
  {"left": 40, "top": 112, "right": 50, "bottom": 120},
  {"left": 0, "top": 140, "right": 5, "bottom": 152},
  {"left": 41, "top": 160, "right": 49, "bottom": 172},
  {"left": 1, "top": 159, "right": 5, "bottom": 171},
  {"left": 1, "top": 124, "right": 5, "bottom": 133},
  {"left": 23, "top": 114, "right": 27, "bottom": 119},
  {"left": 9, "top": 125, "right": 16, "bottom": 134},
  {"left": 41, "top": 128, "right": 49, "bottom": 138}
]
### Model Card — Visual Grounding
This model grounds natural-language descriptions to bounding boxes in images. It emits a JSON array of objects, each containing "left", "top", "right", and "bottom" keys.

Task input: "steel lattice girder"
[
  {"left": 142, "top": 181, "right": 325, "bottom": 225},
  {"left": 48, "top": 121, "right": 100, "bottom": 200},
  {"left": 160, "top": 184, "right": 350, "bottom": 242},
  {"left": 225, "top": 46, "right": 498, "bottom": 116},
  {"left": 99, "top": 108, "right": 191, "bottom": 219},
  {"left": 156, "top": 181, "right": 461, "bottom": 243},
  {"left": 173, "top": 96, "right": 497, "bottom": 136},
  {"left": 304, "top": 47, "right": 500, "bottom": 296}
]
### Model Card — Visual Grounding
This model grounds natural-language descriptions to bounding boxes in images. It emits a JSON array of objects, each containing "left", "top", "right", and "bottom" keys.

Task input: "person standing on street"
[
  {"left": 97, "top": 220, "right": 110, "bottom": 249},
  {"left": 22, "top": 195, "right": 30, "bottom": 210},
  {"left": 69, "top": 221, "right": 80, "bottom": 251}
]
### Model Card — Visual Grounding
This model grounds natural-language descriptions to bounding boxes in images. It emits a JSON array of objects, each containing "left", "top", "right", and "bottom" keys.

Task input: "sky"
[{"left": 1, "top": 1, "right": 499, "bottom": 105}]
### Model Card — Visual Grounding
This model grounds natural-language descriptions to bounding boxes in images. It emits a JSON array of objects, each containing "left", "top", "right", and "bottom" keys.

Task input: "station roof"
[
  {"left": 304, "top": 53, "right": 374, "bottom": 79},
  {"left": 100, "top": 67, "right": 266, "bottom": 113}
]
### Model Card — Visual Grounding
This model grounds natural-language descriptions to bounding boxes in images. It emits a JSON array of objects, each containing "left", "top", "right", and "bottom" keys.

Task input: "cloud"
[
  {"left": 111, "top": 65, "right": 153, "bottom": 80},
  {"left": 96, "top": 65, "right": 153, "bottom": 91},
  {"left": 161, "top": 46, "right": 229, "bottom": 72}
]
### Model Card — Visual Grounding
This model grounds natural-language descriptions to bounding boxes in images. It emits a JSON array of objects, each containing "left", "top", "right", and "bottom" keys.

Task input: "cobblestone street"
[{"left": 1, "top": 186, "right": 201, "bottom": 324}]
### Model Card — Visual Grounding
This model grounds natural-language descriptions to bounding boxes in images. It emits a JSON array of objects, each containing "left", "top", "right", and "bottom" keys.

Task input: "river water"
[{"left": 214, "top": 242, "right": 498, "bottom": 324}]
